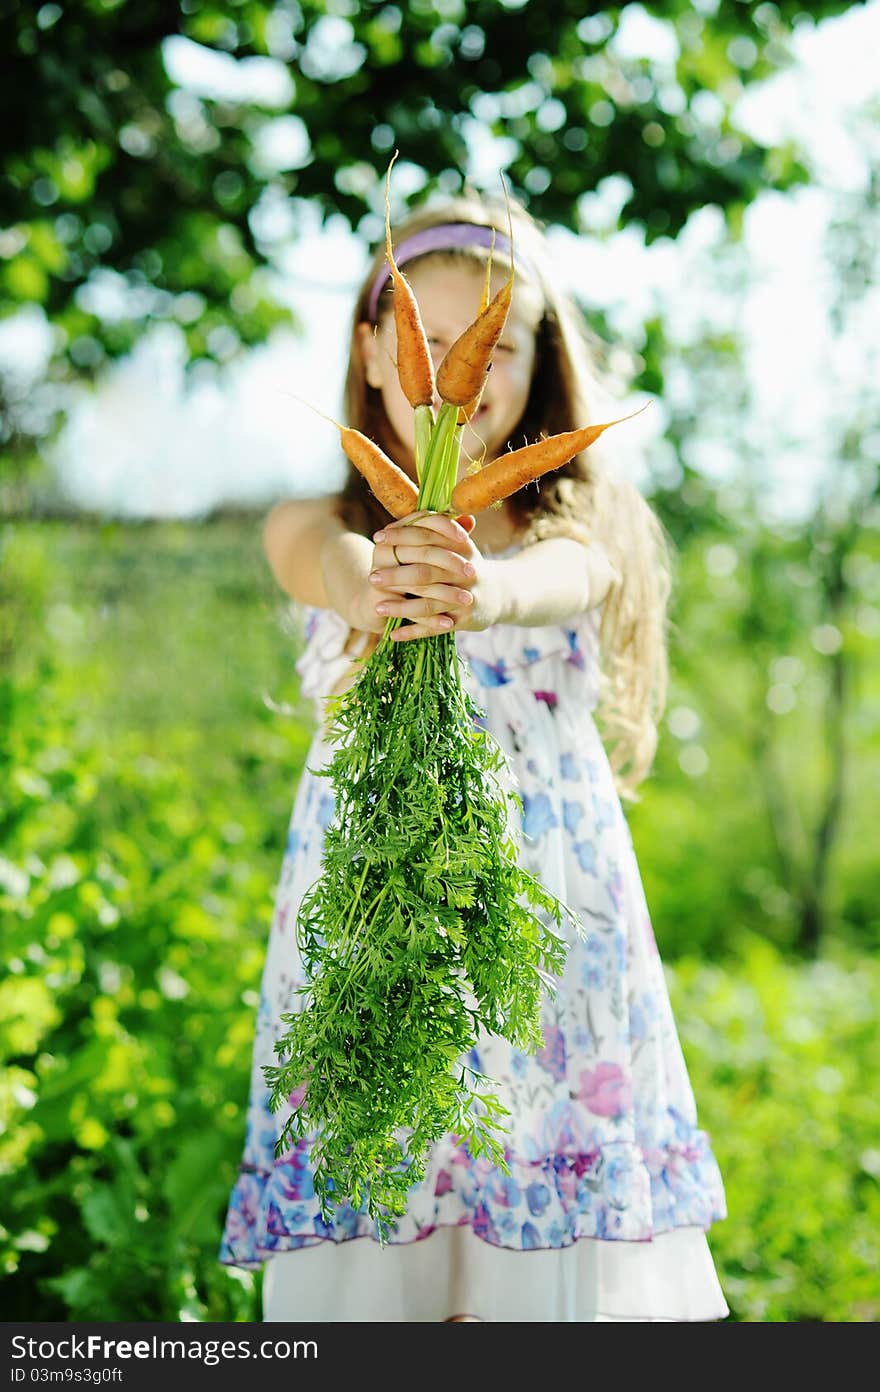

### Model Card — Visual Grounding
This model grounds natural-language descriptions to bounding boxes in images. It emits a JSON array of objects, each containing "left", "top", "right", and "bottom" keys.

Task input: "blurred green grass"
[{"left": 1, "top": 518, "right": 878, "bottom": 1321}]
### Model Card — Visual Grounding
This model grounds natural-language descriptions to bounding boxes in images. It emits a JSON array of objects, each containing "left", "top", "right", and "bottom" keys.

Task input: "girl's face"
[{"left": 356, "top": 256, "right": 544, "bottom": 482}]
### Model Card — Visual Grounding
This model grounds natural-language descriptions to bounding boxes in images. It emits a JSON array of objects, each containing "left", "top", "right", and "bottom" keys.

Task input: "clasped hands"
[{"left": 364, "top": 510, "right": 503, "bottom": 642}]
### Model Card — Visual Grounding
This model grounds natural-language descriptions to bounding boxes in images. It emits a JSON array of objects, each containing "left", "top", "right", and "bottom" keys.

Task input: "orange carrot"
[
  {"left": 457, "top": 231, "right": 496, "bottom": 426},
  {"left": 339, "top": 426, "right": 419, "bottom": 518},
  {"left": 285, "top": 389, "right": 419, "bottom": 519},
  {"left": 383, "top": 153, "right": 435, "bottom": 409},
  {"left": 438, "top": 176, "right": 519, "bottom": 409},
  {"left": 436, "top": 274, "right": 512, "bottom": 408},
  {"left": 450, "top": 404, "right": 651, "bottom": 514}
]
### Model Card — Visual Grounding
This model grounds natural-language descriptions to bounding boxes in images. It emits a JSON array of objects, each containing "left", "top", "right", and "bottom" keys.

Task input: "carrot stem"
[
  {"left": 419, "top": 402, "right": 459, "bottom": 511},
  {"left": 413, "top": 403, "right": 434, "bottom": 486}
]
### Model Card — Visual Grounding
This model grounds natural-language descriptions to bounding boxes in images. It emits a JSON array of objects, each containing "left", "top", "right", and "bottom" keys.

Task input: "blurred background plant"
[{"left": 1, "top": 0, "right": 878, "bottom": 1322}]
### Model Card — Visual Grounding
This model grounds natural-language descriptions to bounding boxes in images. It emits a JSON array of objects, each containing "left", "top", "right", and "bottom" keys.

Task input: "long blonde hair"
[{"left": 335, "top": 189, "right": 673, "bottom": 801}]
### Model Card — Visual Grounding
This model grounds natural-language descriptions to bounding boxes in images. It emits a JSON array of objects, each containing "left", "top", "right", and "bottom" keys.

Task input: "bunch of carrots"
[
  {"left": 329, "top": 220, "right": 644, "bottom": 518},
  {"left": 264, "top": 158, "right": 644, "bottom": 1235}
]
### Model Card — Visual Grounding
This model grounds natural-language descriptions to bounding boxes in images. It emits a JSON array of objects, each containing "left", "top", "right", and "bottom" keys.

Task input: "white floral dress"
[{"left": 219, "top": 553, "right": 729, "bottom": 1322}]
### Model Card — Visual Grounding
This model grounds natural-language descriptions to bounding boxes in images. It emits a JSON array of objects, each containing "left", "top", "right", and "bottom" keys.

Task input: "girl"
[{"left": 218, "top": 190, "right": 729, "bottom": 1322}]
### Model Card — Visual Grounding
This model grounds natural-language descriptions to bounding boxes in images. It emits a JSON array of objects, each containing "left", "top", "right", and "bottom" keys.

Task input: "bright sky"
[{"left": 4, "top": 0, "right": 879, "bottom": 524}]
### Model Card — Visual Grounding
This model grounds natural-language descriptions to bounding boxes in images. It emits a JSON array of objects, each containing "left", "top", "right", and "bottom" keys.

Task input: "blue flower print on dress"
[
  {"left": 560, "top": 752, "right": 579, "bottom": 781},
  {"left": 581, "top": 934, "right": 608, "bottom": 991},
  {"left": 523, "top": 646, "right": 541, "bottom": 663},
  {"left": 277, "top": 1146, "right": 316, "bottom": 1202},
  {"left": 472, "top": 1201, "right": 500, "bottom": 1244},
  {"left": 316, "top": 794, "right": 335, "bottom": 830},
  {"left": 563, "top": 800, "right": 583, "bottom": 836},
  {"left": 526, "top": 1182, "right": 552, "bottom": 1217},
  {"left": 536, "top": 1026, "right": 566, "bottom": 1082},
  {"left": 629, "top": 1001, "right": 647, "bottom": 1042},
  {"left": 606, "top": 865, "right": 625, "bottom": 913},
  {"left": 592, "top": 790, "right": 616, "bottom": 834},
  {"left": 522, "top": 792, "right": 559, "bottom": 841},
  {"left": 510, "top": 1050, "right": 529, "bottom": 1079},
  {"left": 564, "top": 629, "right": 586, "bottom": 671},
  {"left": 468, "top": 655, "right": 511, "bottom": 687},
  {"left": 521, "top": 1221, "right": 542, "bottom": 1249},
  {"left": 573, "top": 839, "right": 598, "bottom": 875},
  {"left": 546, "top": 1220, "right": 567, "bottom": 1248},
  {"left": 332, "top": 1205, "right": 361, "bottom": 1238},
  {"left": 491, "top": 1173, "right": 522, "bottom": 1209}
]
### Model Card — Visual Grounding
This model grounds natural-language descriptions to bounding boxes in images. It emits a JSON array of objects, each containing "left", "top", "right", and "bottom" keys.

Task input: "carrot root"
[
  {"left": 384, "top": 154, "right": 435, "bottom": 409},
  {"left": 450, "top": 403, "right": 651, "bottom": 514}
]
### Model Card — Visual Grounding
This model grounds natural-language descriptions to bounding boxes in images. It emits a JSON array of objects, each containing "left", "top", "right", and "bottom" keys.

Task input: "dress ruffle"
[
  {"left": 261, "top": 1224, "right": 728, "bottom": 1322},
  {"left": 220, "top": 1122, "right": 726, "bottom": 1269}
]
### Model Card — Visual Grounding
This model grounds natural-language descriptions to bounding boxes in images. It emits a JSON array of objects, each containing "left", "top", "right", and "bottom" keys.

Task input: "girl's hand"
[{"left": 367, "top": 511, "right": 498, "bottom": 642}]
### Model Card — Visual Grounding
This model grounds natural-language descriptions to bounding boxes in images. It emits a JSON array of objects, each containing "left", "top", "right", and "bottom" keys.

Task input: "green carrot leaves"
[{"left": 263, "top": 621, "right": 577, "bottom": 1237}]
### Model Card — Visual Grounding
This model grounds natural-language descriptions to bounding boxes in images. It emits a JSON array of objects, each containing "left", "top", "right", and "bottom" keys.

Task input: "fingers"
[
  {"left": 375, "top": 587, "right": 473, "bottom": 622},
  {"left": 389, "top": 621, "right": 452, "bottom": 642},
  {"left": 368, "top": 511, "right": 478, "bottom": 642},
  {"left": 371, "top": 550, "right": 476, "bottom": 591},
  {"left": 375, "top": 513, "right": 474, "bottom": 557}
]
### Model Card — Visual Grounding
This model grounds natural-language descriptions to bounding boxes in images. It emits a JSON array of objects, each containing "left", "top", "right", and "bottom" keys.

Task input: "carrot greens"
[{"left": 263, "top": 611, "right": 573, "bottom": 1234}]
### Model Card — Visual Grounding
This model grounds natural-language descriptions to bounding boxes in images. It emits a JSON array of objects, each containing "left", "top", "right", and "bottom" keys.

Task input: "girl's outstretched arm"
[
  {"left": 262, "top": 495, "right": 347, "bottom": 607},
  {"left": 483, "top": 537, "right": 620, "bottom": 630},
  {"left": 262, "top": 496, "right": 475, "bottom": 636},
  {"left": 262, "top": 495, "right": 378, "bottom": 625}
]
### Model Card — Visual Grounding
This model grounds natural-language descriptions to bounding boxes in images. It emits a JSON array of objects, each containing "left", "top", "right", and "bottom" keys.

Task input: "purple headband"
[{"left": 366, "top": 222, "right": 536, "bottom": 323}]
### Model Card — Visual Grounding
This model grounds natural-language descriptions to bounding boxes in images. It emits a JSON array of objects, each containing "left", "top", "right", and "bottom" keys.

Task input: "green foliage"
[
  {"left": 266, "top": 630, "right": 571, "bottom": 1231},
  {"left": 1, "top": 518, "right": 311, "bottom": 1320},
  {"left": 629, "top": 520, "right": 880, "bottom": 960},
  {"left": 1, "top": 0, "right": 861, "bottom": 394},
  {"left": 2, "top": 517, "right": 878, "bottom": 1321},
  {"left": 670, "top": 938, "right": 880, "bottom": 1322}
]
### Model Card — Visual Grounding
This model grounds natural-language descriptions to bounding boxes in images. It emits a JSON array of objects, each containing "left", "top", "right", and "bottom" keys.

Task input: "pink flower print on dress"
[
  {"left": 287, "top": 1083, "right": 307, "bottom": 1110},
  {"left": 536, "top": 1026, "right": 566, "bottom": 1082},
  {"left": 434, "top": 1169, "right": 453, "bottom": 1197},
  {"left": 577, "top": 1061, "right": 633, "bottom": 1118},
  {"left": 277, "top": 1149, "right": 315, "bottom": 1201},
  {"left": 225, "top": 1207, "right": 251, "bottom": 1247},
  {"left": 472, "top": 1200, "right": 499, "bottom": 1243},
  {"left": 607, "top": 865, "right": 625, "bottom": 913},
  {"left": 534, "top": 689, "right": 558, "bottom": 711}
]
